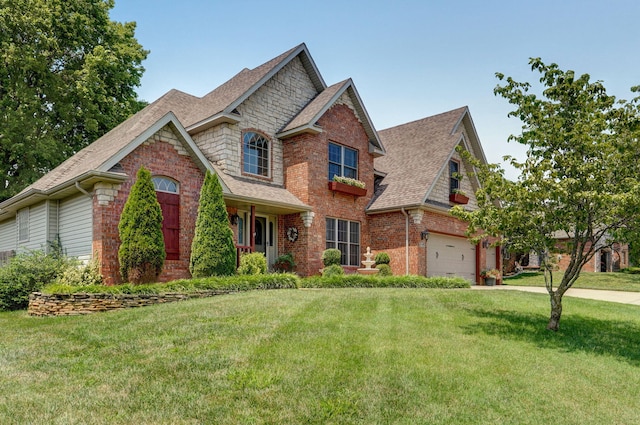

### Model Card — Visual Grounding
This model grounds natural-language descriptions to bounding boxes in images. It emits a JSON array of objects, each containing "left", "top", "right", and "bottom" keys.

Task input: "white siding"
[
  {"left": 0, "top": 218, "right": 16, "bottom": 251},
  {"left": 18, "top": 202, "right": 47, "bottom": 251},
  {"left": 58, "top": 194, "right": 93, "bottom": 258}
]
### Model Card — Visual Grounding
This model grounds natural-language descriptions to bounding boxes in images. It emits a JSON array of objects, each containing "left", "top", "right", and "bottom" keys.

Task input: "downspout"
[
  {"left": 401, "top": 208, "right": 409, "bottom": 275},
  {"left": 75, "top": 182, "right": 92, "bottom": 198}
]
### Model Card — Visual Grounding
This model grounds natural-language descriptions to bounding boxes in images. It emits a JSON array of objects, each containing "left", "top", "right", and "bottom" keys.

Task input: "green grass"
[
  {"left": 504, "top": 271, "right": 640, "bottom": 292},
  {"left": 2, "top": 289, "right": 640, "bottom": 424}
]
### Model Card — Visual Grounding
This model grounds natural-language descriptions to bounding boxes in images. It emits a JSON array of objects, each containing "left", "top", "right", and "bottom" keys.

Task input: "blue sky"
[{"left": 110, "top": 0, "right": 640, "bottom": 179}]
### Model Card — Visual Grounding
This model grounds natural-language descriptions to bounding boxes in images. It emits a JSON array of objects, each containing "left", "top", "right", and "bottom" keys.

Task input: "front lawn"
[
  {"left": 2, "top": 289, "right": 640, "bottom": 424},
  {"left": 505, "top": 271, "right": 640, "bottom": 292}
]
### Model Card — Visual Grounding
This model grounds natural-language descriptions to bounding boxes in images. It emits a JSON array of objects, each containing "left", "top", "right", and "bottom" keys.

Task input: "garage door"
[{"left": 427, "top": 233, "right": 476, "bottom": 283}]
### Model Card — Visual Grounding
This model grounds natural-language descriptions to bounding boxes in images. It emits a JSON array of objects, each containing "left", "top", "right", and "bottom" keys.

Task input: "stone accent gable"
[
  {"left": 335, "top": 91, "right": 363, "bottom": 126},
  {"left": 145, "top": 125, "right": 190, "bottom": 156},
  {"left": 192, "top": 56, "right": 319, "bottom": 185}
]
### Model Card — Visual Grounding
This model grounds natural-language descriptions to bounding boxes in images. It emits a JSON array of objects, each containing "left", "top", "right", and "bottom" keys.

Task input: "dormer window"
[
  {"left": 243, "top": 131, "right": 270, "bottom": 177},
  {"left": 328, "top": 142, "right": 358, "bottom": 181}
]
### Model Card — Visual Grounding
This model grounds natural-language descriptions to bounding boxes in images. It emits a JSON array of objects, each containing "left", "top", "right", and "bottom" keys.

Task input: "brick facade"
[
  {"left": 283, "top": 102, "right": 374, "bottom": 275},
  {"left": 93, "top": 126, "right": 204, "bottom": 285},
  {"left": 368, "top": 209, "right": 500, "bottom": 283}
]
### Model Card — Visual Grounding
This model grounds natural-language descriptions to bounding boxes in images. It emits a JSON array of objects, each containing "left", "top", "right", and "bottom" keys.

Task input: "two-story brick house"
[{"left": 0, "top": 43, "right": 497, "bottom": 284}]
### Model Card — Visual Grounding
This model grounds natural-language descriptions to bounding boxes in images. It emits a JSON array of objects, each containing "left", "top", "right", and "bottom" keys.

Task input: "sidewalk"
[{"left": 472, "top": 285, "right": 640, "bottom": 306}]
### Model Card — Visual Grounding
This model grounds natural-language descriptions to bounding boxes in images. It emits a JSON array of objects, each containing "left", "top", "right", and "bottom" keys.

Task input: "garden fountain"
[{"left": 357, "top": 247, "right": 379, "bottom": 275}]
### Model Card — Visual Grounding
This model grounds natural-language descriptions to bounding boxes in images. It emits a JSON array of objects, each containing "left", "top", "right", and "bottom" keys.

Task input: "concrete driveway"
[{"left": 472, "top": 285, "right": 640, "bottom": 306}]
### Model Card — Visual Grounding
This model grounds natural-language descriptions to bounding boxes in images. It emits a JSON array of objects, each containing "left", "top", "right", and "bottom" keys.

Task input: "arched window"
[
  {"left": 153, "top": 176, "right": 180, "bottom": 260},
  {"left": 243, "top": 132, "right": 270, "bottom": 177},
  {"left": 152, "top": 176, "right": 179, "bottom": 193}
]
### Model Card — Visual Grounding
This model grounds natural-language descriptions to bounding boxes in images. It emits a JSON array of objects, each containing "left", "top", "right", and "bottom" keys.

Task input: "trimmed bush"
[
  {"left": 301, "top": 274, "right": 470, "bottom": 289},
  {"left": 42, "top": 273, "right": 301, "bottom": 295},
  {"left": 0, "top": 250, "right": 68, "bottom": 310},
  {"left": 374, "top": 252, "right": 391, "bottom": 265},
  {"left": 376, "top": 264, "right": 392, "bottom": 276},
  {"left": 118, "top": 166, "right": 165, "bottom": 283},
  {"left": 190, "top": 171, "right": 237, "bottom": 277},
  {"left": 322, "top": 248, "right": 342, "bottom": 267},
  {"left": 238, "top": 252, "right": 267, "bottom": 275},
  {"left": 621, "top": 267, "right": 640, "bottom": 274},
  {"left": 322, "top": 264, "right": 344, "bottom": 277}
]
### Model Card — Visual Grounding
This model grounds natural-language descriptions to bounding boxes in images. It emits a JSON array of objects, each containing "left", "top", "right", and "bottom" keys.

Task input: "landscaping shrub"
[
  {"left": 322, "top": 248, "right": 341, "bottom": 267},
  {"left": 190, "top": 171, "right": 237, "bottom": 277},
  {"left": 237, "top": 252, "right": 267, "bottom": 275},
  {"left": 272, "top": 253, "right": 296, "bottom": 273},
  {"left": 54, "top": 257, "right": 103, "bottom": 287},
  {"left": 0, "top": 250, "right": 68, "bottom": 310},
  {"left": 621, "top": 267, "right": 640, "bottom": 274},
  {"left": 301, "top": 274, "right": 470, "bottom": 289},
  {"left": 42, "top": 273, "right": 301, "bottom": 295},
  {"left": 374, "top": 252, "right": 390, "bottom": 265},
  {"left": 118, "top": 166, "right": 165, "bottom": 283},
  {"left": 322, "top": 264, "right": 345, "bottom": 277},
  {"left": 376, "top": 264, "right": 392, "bottom": 276}
]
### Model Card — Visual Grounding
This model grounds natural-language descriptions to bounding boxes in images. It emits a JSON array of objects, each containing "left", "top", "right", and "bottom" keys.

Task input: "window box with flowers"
[
  {"left": 480, "top": 268, "right": 501, "bottom": 286},
  {"left": 328, "top": 176, "right": 367, "bottom": 197},
  {"left": 449, "top": 190, "right": 469, "bottom": 205}
]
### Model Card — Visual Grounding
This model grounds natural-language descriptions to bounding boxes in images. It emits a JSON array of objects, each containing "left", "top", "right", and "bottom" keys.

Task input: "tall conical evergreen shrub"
[
  {"left": 190, "top": 170, "right": 237, "bottom": 277},
  {"left": 118, "top": 166, "right": 166, "bottom": 283}
]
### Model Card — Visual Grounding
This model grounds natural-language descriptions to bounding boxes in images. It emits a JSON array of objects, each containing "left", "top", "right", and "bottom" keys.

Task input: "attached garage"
[{"left": 427, "top": 233, "right": 476, "bottom": 283}]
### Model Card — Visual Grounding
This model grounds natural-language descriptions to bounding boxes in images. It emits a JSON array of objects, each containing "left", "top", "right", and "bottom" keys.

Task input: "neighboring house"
[
  {"left": 0, "top": 43, "right": 498, "bottom": 284},
  {"left": 508, "top": 235, "right": 630, "bottom": 274}
]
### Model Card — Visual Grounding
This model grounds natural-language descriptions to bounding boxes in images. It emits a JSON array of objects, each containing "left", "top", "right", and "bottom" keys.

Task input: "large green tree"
[
  {"left": 0, "top": 0, "right": 148, "bottom": 200},
  {"left": 453, "top": 58, "right": 640, "bottom": 331},
  {"left": 190, "top": 171, "right": 237, "bottom": 277}
]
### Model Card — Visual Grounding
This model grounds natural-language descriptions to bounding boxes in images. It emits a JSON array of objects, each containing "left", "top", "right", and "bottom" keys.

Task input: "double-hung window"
[
  {"left": 17, "top": 208, "right": 29, "bottom": 242},
  {"left": 328, "top": 142, "right": 358, "bottom": 181},
  {"left": 326, "top": 218, "right": 360, "bottom": 266}
]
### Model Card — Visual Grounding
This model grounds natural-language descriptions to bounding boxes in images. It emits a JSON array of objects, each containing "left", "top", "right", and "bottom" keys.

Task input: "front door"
[{"left": 254, "top": 217, "right": 266, "bottom": 255}]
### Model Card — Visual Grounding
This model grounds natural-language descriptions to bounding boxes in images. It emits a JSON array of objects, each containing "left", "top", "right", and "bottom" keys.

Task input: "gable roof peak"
[{"left": 183, "top": 43, "right": 326, "bottom": 133}]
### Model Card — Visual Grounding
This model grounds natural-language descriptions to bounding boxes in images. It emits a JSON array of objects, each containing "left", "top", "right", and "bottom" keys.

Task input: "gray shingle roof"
[
  {"left": 6, "top": 45, "right": 319, "bottom": 213},
  {"left": 369, "top": 106, "right": 469, "bottom": 211},
  {"left": 213, "top": 165, "right": 310, "bottom": 212},
  {"left": 19, "top": 89, "right": 197, "bottom": 195}
]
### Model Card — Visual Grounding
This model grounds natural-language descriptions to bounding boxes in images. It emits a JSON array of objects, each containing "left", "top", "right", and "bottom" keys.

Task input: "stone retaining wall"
[{"left": 28, "top": 290, "right": 231, "bottom": 317}]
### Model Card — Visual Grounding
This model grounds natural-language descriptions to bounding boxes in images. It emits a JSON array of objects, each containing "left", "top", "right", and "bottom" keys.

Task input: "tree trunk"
[{"left": 547, "top": 292, "right": 563, "bottom": 331}]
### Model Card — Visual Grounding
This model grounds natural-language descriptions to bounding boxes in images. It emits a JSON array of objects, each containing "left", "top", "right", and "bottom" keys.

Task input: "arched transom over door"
[{"left": 153, "top": 176, "right": 180, "bottom": 260}]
